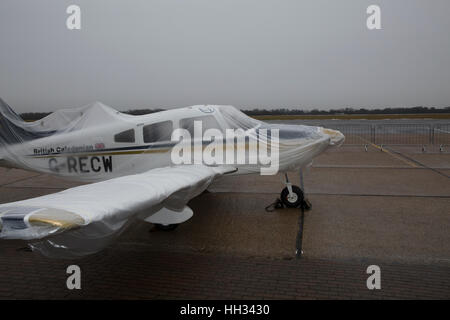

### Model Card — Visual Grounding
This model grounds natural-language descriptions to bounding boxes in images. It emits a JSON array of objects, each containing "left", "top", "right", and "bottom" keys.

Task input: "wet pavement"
[{"left": 0, "top": 145, "right": 449, "bottom": 299}]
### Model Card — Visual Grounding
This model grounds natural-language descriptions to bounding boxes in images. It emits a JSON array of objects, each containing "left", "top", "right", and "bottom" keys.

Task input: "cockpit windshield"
[
  {"left": 217, "top": 106, "right": 261, "bottom": 130},
  {"left": 216, "top": 105, "right": 322, "bottom": 141}
]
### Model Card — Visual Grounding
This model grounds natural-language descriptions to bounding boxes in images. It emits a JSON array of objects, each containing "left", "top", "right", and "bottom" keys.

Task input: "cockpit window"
[
  {"left": 143, "top": 121, "right": 173, "bottom": 143},
  {"left": 114, "top": 129, "right": 135, "bottom": 143},
  {"left": 180, "top": 116, "right": 222, "bottom": 136}
]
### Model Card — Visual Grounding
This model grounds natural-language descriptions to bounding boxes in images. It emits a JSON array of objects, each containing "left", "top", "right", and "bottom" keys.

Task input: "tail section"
[
  {"left": 0, "top": 98, "right": 55, "bottom": 147},
  {"left": 0, "top": 98, "right": 28, "bottom": 146}
]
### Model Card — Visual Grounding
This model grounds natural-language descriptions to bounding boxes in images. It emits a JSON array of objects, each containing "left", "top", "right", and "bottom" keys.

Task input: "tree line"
[
  {"left": 20, "top": 106, "right": 450, "bottom": 121},
  {"left": 242, "top": 106, "right": 450, "bottom": 116}
]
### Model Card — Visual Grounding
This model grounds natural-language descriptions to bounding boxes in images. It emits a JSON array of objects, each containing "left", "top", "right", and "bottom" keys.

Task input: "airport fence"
[
  {"left": 322, "top": 123, "right": 450, "bottom": 148},
  {"left": 433, "top": 124, "right": 450, "bottom": 147}
]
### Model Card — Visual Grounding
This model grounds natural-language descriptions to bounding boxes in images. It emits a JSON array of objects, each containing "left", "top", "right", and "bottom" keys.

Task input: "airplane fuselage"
[{"left": 2, "top": 105, "right": 343, "bottom": 182}]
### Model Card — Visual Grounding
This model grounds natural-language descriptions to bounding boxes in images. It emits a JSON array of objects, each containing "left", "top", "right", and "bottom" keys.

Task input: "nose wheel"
[
  {"left": 280, "top": 173, "right": 311, "bottom": 210},
  {"left": 281, "top": 185, "right": 304, "bottom": 208}
]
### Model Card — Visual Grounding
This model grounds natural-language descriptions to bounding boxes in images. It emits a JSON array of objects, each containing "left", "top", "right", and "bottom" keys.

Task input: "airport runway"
[{"left": 0, "top": 145, "right": 449, "bottom": 299}]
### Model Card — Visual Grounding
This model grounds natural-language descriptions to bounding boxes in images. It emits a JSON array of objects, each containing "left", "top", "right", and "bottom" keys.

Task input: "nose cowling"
[
  {"left": 320, "top": 128, "right": 345, "bottom": 146},
  {"left": 258, "top": 124, "right": 345, "bottom": 147},
  {"left": 276, "top": 125, "right": 345, "bottom": 146}
]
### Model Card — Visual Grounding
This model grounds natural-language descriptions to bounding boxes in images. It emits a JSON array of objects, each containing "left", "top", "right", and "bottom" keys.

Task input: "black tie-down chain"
[
  {"left": 265, "top": 198, "right": 285, "bottom": 212},
  {"left": 265, "top": 196, "right": 311, "bottom": 259},
  {"left": 265, "top": 197, "right": 311, "bottom": 212}
]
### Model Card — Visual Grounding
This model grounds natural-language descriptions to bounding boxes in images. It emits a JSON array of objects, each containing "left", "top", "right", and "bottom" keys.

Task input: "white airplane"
[{"left": 0, "top": 98, "right": 344, "bottom": 258}]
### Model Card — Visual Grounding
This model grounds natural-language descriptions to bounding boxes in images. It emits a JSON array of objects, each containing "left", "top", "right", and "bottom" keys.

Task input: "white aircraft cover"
[
  {"left": 0, "top": 99, "right": 344, "bottom": 178},
  {"left": 0, "top": 165, "right": 231, "bottom": 258}
]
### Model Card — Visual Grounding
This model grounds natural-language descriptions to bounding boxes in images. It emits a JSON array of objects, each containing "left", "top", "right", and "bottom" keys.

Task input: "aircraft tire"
[{"left": 280, "top": 186, "right": 304, "bottom": 208}]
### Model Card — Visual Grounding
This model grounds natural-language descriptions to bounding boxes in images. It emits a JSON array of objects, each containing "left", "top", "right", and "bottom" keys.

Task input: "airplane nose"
[{"left": 320, "top": 128, "right": 345, "bottom": 146}]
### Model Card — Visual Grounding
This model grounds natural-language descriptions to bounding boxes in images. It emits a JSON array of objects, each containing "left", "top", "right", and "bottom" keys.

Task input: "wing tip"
[{"left": 0, "top": 207, "right": 85, "bottom": 239}]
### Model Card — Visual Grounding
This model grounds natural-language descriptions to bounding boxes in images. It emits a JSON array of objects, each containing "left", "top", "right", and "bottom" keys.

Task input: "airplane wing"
[{"left": 0, "top": 165, "right": 234, "bottom": 258}]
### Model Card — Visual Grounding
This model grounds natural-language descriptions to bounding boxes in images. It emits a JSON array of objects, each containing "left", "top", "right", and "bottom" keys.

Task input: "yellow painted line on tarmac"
[{"left": 354, "top": 135, "right": 418, "bottom": 168}]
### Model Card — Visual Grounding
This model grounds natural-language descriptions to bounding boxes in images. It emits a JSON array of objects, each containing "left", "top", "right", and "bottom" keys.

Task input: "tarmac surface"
[{"left": 0, "top": 145, "right": 449, "bottom": 299}]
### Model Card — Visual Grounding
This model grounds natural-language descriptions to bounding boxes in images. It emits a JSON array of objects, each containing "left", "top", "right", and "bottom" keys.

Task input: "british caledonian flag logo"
[{"left": 95, "top": 143, "right": 105, "bottom": 150}]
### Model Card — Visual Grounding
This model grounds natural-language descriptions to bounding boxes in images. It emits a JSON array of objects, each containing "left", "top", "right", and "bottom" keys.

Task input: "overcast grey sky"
[{"left": 1, "top": 0, "right": 449, "bottom": 112}]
